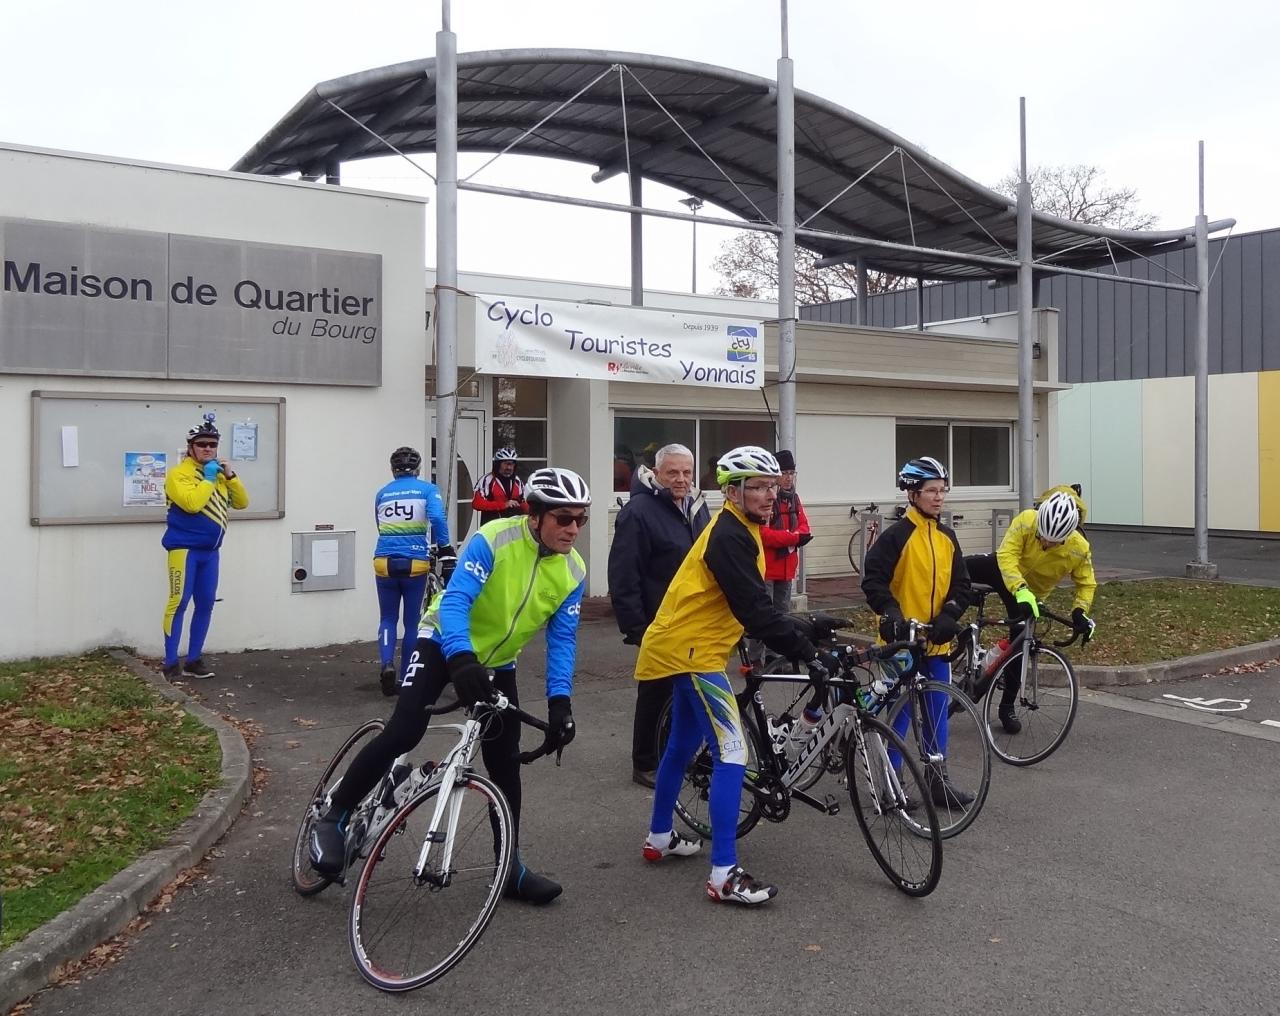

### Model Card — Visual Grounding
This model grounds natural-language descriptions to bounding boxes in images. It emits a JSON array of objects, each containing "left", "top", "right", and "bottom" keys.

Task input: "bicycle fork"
[{"left": 411, "top": 727, "right": 480, "bottom": 889}]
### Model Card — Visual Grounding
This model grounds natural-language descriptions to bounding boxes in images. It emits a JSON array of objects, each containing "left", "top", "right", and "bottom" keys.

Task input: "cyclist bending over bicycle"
[
  {"left": 964, "top": 489, "right": 1097, "bottom": 732},
  {"left": 309, "top": 467, "right": 591, "bottom": 905},
  {"left": 637, "top": 446, "right": 840, "bottom": 907},
  {"left": 861, "top": 457, "right": 974, "bottom": 806}
]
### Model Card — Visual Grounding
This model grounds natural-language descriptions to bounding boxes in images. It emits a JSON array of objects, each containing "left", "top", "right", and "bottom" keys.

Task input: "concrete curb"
[
  {"left": 0, "top": 653, "right": 252, "bottom": 1014},
  {"left": 1075, "top": 637, "right": 1280, "bottom": 687}
]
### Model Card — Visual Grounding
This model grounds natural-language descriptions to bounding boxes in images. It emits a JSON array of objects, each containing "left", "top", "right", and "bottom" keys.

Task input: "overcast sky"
[{"left": 4, "top": 0, "right": 1275, "bottom": 294}]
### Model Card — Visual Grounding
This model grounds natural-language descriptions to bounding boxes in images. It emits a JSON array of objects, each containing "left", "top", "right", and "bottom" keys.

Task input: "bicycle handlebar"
[
  {"left": 1039, "top": 606, "right": 1089, "bottom": 648},
  {"left": 434, "top": 694, "right": 560, "bottom": 765}
]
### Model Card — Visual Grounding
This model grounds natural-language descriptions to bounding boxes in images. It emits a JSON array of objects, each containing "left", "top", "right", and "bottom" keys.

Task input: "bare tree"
[
  {"left": 992, "top": 164, "right": 1158, "bottom": 230},
  {"left": 712, "top": 231, "right": 911, "bottom": 305}
]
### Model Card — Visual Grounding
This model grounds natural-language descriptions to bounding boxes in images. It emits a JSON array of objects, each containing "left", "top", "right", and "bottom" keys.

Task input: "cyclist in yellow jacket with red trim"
[{"left": 861, "top": 456, "right": 973, "bottom": 807}]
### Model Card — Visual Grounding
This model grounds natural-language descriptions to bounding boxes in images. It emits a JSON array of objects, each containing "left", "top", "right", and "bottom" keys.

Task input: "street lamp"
[{"left": 679, "top": 196, "right": 704, "bottom": 293}]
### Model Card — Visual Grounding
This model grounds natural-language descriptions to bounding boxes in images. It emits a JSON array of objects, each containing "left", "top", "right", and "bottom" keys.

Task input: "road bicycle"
[
  {"left": 755, "top": 617, "right": 991, "bottom": 839},
  {"left": 291, "top": 692, "right": 557, "bottom": 992},
  {"left": 659, "top": 622, "right": 944, "bottom": 897},
  {"left": 950, "top": 585, "right": 1086, "bottom": 766},
  {"left": 846, "top": 503, "right": 885, "bottom": 576}
]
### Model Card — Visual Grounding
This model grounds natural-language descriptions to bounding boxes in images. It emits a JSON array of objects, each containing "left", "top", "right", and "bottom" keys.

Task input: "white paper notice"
[
  {"left": 311, "top": 539, "right": 340, "bottom": 578},
  {"left": 61, "top": 426, "right": 79, "bottom": 467}
]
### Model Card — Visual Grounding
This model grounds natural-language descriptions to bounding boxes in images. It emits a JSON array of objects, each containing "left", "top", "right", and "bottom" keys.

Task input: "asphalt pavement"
[{"left": 18, "top": 614, "right": 1280, "bottom": 1016}]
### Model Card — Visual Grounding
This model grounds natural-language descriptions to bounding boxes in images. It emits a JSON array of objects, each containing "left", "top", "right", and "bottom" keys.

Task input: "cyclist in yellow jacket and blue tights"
[
  {"left": 965, "top": 489, "right": 1097, "bottom": 731},
  {"left": 161, "top": 415, "right": 249, "bottom": 681},
  {"left": 861, "top": 456, "right": 973, "bottom": 807}
]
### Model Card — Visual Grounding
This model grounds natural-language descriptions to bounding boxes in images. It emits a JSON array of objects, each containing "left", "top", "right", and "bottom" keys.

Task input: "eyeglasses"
[
  {"left": 742, "top": 482, "right": 779, "bottom": 494},
  {"left": 191, "top": 441, "right": 219, "bottom": 449},
  {"left": 549, "top": 512, "right": 589, "bottom": 528}
]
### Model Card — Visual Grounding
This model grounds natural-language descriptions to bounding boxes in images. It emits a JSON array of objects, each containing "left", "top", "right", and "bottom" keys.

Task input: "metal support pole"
[
  {"left": 855, "top": 257, "right": 868, "bottom": 326},
  {"left": 776, "top": 3, "right": 797, "bottom": 461},
  {"left": 324, "top": 160, "right": 340, "bottom": 186},
  {"left": 915, "top": 274, "right": 925, "bottom": 331},
  {"left": 629, "top": 170, "right": 643, "bottom": 306},
  {"left": 1016, "top": 97, "right": 1035, "bottom": 510},
  {"left": 433, "top": 10, "right": 459, "bottom": 515},
  {"left": 1187, "top": 141, "right": 1217, "bottom": 579}
]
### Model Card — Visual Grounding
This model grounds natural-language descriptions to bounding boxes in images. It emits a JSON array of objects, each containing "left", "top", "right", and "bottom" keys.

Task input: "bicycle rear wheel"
[
  {"left": 657, "top": 699, "right": 763, "bottom": 840},
  {"left": 349, "top": 773, "right": 513, "bottom": 992},
  {"left": 291, "top": 718, "right": 385, "bottom": 896},
  {"left": 983, "top": 644, "right": 1079, "bottom": 766},
  {"left": 845, "top": 714, "right": 942, "bottom": 897},
  {"left": 847, "top": 531, "right": 861, "bottom": 575},
  {"left": 883, "top": 681, "right": 991, "bottom": 839}
]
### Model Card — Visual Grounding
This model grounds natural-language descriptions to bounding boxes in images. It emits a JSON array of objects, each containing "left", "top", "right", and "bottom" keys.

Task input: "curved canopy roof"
[{"left": 233, "top": 49, "right": 1215, "bottom": 281}]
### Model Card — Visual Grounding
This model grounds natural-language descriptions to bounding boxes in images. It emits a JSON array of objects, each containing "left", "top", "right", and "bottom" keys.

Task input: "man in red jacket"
[
  {"left": 760, "top": 450, "right": 811, "bottom": 611},
  {"left": 472, "top": 447, "right": 528, "bottom": 525}
]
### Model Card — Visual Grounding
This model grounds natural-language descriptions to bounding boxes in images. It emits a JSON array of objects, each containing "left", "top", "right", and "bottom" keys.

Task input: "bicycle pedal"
[{"left": 822, "top": 794, "right": 840, "bottom": 816}]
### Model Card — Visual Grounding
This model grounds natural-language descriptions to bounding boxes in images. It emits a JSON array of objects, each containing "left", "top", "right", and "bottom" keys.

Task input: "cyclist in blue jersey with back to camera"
[
  {"left": 372, "top": 446, "right": 455, "bottom": 697},
  {"left": 311, "top": 467, "right": 590, "bottom": 905},
  {"left": 160, "top": 413, "right": 249, "bottom": 681}
]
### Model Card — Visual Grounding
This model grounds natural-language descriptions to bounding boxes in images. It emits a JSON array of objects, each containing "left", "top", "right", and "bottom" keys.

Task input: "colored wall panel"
[
  {"left": 1141, "top": 376, "right": 1194, "bottom": 528},
  {"left": 1088, "top": 380, "right": 1144, "bottom": 525},
  {"left": 1207, "top": 373, "right": 1259, "bottom": 531},
  {"left": 1260, "top": 372, "right": 1280, "bottom": 531}
]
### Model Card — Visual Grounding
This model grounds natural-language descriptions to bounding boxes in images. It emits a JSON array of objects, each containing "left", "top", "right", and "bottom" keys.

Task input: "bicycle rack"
[
  {"left": 856, "top": 509, "right": 883, "bottom": 572},
  {"left": 990, "top": 508, "right": 1014, "bottom": 552}
]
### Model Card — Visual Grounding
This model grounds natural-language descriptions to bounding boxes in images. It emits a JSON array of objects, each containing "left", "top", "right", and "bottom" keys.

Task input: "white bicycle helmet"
[
  {"left": 525, "top": 467, "right": 591, "bottom": 507},
  {"left": 1037, "top": 491, "right": 1080, "bottom": 542},
  {"left": 715, "top": 446, "right": 781, "bottom": 485},
  {"left": 493, "top": 447, "right": 519, "bottom": 462}
]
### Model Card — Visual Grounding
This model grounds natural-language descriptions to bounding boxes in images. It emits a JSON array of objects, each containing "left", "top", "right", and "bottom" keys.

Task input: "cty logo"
[
  {"left": 726, "top": 325, "right": 758, "bottom": 362},
  {"left": 464, "top": 560, "right": 490, "bottom": 582}
]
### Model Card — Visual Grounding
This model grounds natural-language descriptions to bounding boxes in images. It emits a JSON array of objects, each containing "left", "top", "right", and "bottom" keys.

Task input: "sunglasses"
[
  {"left": 743, "top": 482, "right": 779, "bottom": 494},
  {"left": 549, "top": 512, "right": 589, "bottom": 528},
  {"left": 191, "top": 441, "right": 219, "bottom": 449}
]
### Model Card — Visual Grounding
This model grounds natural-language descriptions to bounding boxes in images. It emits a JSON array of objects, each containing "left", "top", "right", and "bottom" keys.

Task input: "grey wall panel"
[
  {"left": 1263, "top": 231, "right": 1280, "bottom": 371},
  {"left": 1241, "top": 233, "right": 1263, "bottom": 372},
  {"left": 803, "top": 227, "right": 1279, "bottom": 382}
]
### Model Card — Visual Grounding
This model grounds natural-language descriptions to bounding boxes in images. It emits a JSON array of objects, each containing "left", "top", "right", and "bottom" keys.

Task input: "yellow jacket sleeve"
[
  {"left": 996, "top": 509, "right": 1036, "bottom": 592},
  {"left": 1068, "top": 537, "right": 1097, "bottom": 613},
  {"left": 226, "top": 475, "right": 249, "bottom": 510}
]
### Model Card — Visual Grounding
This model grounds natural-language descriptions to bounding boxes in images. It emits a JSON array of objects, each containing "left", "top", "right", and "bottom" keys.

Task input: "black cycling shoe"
[
  {"left": 503, "top": 861, "right": 562, "bottom": 905},
  {"left": 309, "top": 812, "right": 347, "bottom": 876},
  {"left": 928, "top": 774, "right": 976, "bottom": 807},
  {"left": 997, "top": 704, "right": 1023, "bottom": 734},
  {"left": 379, "top": 666, "right": 398, "bottom": 697}
]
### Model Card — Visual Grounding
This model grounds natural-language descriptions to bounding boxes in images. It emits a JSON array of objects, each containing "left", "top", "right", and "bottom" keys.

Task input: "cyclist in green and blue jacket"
[{"left": 311, "top": 467, "right": 589, "bottom": 905}]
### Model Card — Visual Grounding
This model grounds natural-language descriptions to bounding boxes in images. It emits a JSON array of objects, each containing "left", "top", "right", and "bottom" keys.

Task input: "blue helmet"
[{"left": 896, "top": 456, "right": 949, "bottom": 491}]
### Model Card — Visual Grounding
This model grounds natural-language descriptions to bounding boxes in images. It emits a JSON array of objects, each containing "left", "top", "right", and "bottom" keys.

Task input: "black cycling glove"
[
  {"left": 447, "top": 651, "right": 493, "bottom": 706},
  {"left": 548, "top": 695, "right": 576, "bottom": 749},
  {"left": 1071, "top": 607, "right": 1097, "bottom": 642},
  {"left": 928, "top": 602, "right": 965, "bottom": 646},
  {"left": 878, "top": 607, "right": 908, "bottom": 643},
  {"left": 435, "top": 545, "right": 458, "bottom": 588},
  {"left": 807, "top": 648, "right": 843, "bottom": 681},
  {"left": 796, "top": 532, "right": 814, "bottom": 547}
]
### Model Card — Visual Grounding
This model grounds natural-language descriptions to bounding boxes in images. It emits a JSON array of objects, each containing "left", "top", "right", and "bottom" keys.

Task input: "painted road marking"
[
  {"left": 1262, "top": 720, "right": 1280, "bottom": 729},
  {"left": 1160, "top": 694, "right": 1251, "bottom": 713}
]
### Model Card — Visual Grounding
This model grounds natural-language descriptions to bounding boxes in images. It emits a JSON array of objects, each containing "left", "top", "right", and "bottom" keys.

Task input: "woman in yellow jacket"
[{"left": 964, "top": 489, "right": 1097, "bottom": 731}]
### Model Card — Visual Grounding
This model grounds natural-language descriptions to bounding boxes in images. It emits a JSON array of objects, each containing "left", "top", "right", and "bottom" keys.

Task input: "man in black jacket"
[{"left": 608, "top": 442, "right": 710, "bottom": 787}]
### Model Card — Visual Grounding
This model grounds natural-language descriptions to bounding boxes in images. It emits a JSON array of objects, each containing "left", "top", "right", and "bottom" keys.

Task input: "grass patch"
[
  {"left": 831, "top": 579, "right": 1280, "bottom": 667},
  {"left": 0, "top": 652, "right": 220, "bottom": 949}
]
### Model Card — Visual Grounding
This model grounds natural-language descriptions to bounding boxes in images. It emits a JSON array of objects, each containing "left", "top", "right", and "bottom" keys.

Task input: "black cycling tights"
[{"left": 331, "top": 638, "right": 524, "bottom": 844}]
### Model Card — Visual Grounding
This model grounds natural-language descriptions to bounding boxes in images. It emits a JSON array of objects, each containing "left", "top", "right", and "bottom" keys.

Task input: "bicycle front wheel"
[
  {"left": 883, "top": 681, "right": 991, "bottom": 839},
  {"left": 291, "top": 718, "right": 385, "bottom": 896},
  {"left": 658, "top": 699, "right": 763, "bottom": 840},
  {"left": 349, "top": 773, "right": 514, "bottom": 992},
  {"left": 984, "top": 644, "right": 1079, "bottom": 766},
  {"left": 845, "top": 714, "right": 942, "bottom": 897},
  {"left": 847, "top": 531, "right": 861, "bottom": 575}
]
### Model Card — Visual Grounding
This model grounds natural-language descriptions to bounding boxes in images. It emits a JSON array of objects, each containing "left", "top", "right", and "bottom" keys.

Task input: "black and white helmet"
[
  {"left": 1036, "top": 491, "right": 1080, "bottom": 543},
  {"left": 715, "top": 446, "right": 781, "bottom": 485},
  {"left": 525, "top": 467, "right": 591, "bottom": 508},
  {"left": 493, "top": 447, "right": 519, "bottom": 463},
  {"left": 187, "top": 412, "right": 220, "bottom": 442}
]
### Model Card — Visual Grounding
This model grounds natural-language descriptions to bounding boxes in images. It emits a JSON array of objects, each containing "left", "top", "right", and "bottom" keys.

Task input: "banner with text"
[{"left": 474, "top": 294, "right": 764, "bottom": 389}]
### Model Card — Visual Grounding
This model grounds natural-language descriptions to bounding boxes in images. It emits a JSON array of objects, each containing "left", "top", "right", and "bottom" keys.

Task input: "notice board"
[{"left": 30, "top": 390, "right": 285, "bottom": 525}]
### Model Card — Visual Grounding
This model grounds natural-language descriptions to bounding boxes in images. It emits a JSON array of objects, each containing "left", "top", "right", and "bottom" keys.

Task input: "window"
[
  {"left": 896, "top": 421, "right": 1012, "bottom": 489},
  {"left": 491, "top": 376, "right": 547, "bottom": 472},
  {"left": 613, "top": 415, "right": 775, "bottom": 493}
]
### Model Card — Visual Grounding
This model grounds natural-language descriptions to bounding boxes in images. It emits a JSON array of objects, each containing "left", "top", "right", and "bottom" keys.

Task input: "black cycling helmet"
[
  {"left": 896, "top": 456, "right": 949, "bottom": 491},
  {"left": 187, "top": 412, "right": 220, "bottom": 442},
  {"left": 390, "top": 446, "right": 422, "bottom": 476}
]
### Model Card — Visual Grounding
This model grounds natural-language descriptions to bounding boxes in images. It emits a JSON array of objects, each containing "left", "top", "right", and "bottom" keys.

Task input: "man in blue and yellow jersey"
[
  {"left": 862, "top": 456, "right": 973, "bottom": 807},
  {"left": 373, "top": 445, "right": 454, "bottom": 697},
  {"left": 161, "top": 414, "right": 249, "bottom": 681},
  {"left": 637, "top": 446, "right": 837, "bottom": 908},
  {"left": 310, "top": 467, "right": 589, "bottom": 906}
]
